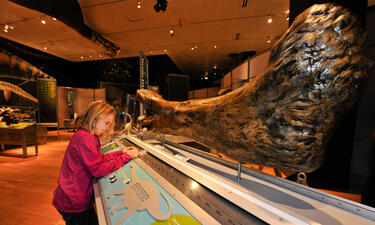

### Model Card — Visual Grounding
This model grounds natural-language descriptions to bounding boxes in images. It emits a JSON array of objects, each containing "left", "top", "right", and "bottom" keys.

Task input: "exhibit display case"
[
  {"left": 93, "top": 133, "right": 375, "bottom": 225},
  {"left": 0, "top": 122, "right": 38, "bottom": 157},
  {"left": 0, "top": 76, "right": 41, "bottom": 156}
]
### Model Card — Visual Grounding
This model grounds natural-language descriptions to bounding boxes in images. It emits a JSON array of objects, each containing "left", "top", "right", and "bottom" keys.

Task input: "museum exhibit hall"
[{"left": 0, "top": 0, "right": 375, "bottom": 224}]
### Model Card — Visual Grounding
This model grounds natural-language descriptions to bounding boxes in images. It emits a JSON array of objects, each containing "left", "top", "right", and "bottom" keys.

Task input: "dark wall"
[
  {"left": 351, "top": 6, "right": 375, "bottom": 188},
  {"left": 166, "top": 74, "right": 189, "bottom": 101},
  {"left": 148, "top": 55, "right": 182, "bottom": 98}
]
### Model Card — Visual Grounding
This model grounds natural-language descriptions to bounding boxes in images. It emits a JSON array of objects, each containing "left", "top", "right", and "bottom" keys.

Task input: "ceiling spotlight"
[
  {"left": 137, "top": 1, "right": 141, "bottom": 8},
  {"left": 169, "top": 28, "right": 174, "bottom": 37},
  {"left": 43, "top": 46, "right": 48, "bottom": 50},
  {"left": 163, "top": 49, "right": 167, "bottom": 52},
  {"left": 41, "top": 17, "right": 46, "bottom": 24},
  {"left": 52, "top": 17, "right": 57, "bottom": 21},
  {"left": 191, "top": 47, "right": 194, "bottom": 51},
  {"left": 3, "top": 24, "right": 12, "bottom": 33},
  {"left": 213, "top": 45, "right": 217, "bottom": 48},
  {"left": 267, "top": 15, "right": 273, "bottom": 23},
  {"left": 267, "top": 36, "right": 271, "bottom": 43},
  {"left": 154, "top": 0, "right": 168, "bottom": 12},
  {"left": 285, "top": 10, "right": 290, "bottom": 21},
  {"left": 99, "top": 54, "right": 102, "bottom": 58},
  {"left": 80, "top": 55, "right": 84, "bottom": 59}
]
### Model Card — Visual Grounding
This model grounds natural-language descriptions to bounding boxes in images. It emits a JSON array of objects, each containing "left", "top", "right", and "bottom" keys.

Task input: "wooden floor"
[
  {"left": 0, "top": 131, "right": 362, "bottom": 225},
  {"left": 0, "top": 131, "right": 73, "bottom": 225}
]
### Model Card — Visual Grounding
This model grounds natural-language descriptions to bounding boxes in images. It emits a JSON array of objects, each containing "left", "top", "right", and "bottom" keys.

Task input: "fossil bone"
[
  {"left": 136, "top": 3, "right": 371, "bottom": 172},
  {"left": 0, "top": 81, "right": 38, "bottom": 103}
]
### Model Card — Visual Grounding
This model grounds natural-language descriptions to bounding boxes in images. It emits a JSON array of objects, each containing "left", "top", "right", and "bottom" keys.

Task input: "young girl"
[{"left": 53, "top": 101, "right": 139, "bottom": 225}]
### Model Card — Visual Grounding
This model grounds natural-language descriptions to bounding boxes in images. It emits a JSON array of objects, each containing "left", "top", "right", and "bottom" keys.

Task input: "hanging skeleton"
[
  {"left": 0, "top": 81, "right": 38, "bottom": 103},
  {"left": 9, "top": 0, "right": 120, "bottom": 57}
]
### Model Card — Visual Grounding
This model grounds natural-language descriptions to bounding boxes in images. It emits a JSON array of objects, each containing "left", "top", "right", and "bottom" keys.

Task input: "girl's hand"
[{"left": 123, "top": 147, "right": 139, "bottom": 158}]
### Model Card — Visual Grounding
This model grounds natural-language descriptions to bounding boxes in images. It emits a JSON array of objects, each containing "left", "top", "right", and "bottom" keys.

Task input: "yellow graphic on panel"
[{"left": 151, "top": 214, "right": 200, "bottom": 225}]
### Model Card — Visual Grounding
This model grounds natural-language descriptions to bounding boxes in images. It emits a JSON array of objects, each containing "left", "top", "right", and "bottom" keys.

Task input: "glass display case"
[
  {"left": 0, "top": 105, "right": 37, "bottom": 127},
  {"left": 0, "top": 106, "right": 38, "bottom": 157}
]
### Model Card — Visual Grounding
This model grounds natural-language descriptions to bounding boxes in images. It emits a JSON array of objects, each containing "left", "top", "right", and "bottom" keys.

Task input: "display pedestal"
[{"left": 0, "top": 123, "right": 38, "bottom": 158}]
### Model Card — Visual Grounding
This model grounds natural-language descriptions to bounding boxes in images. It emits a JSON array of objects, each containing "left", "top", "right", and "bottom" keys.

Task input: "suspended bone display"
[
  {"left": 0, "top": 49, "right": 54, "bottom": 104},
  {"left": 136, "top": 4, "right": 372, "bottom": 172},
  {"left": 9, "top": 0, "right": 120, "bottom": 57},
  {"left": 0, "top": 49, "right": 52, "bottom": 81},
  {"left": 0, "top": 81, "right": 38, "bottom": 103}
]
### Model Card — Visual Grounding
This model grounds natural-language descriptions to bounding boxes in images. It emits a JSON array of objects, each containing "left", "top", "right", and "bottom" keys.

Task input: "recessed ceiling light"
[
  {"left": 214, "top": 45, "right": 217, "bottom": 48},
  {"left": 267, "top": 15, "right": 273, "bottom": 23},
  {"left": 169, "top": 28, "right": 174, "bottom": 37}
]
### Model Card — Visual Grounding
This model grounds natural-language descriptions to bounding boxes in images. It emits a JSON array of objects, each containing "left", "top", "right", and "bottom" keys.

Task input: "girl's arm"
[
  {"left": 78, "top": 137, "right": 132, "bottom": 178},
  {"left": 101, "top": 150, "right": 129, "bottom": 162},
  {"left": 102, "top": 146, "right": 138, "bottom": 161}
]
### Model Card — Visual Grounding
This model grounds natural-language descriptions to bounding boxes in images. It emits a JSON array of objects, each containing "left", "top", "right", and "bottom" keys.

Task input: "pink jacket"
[{"left": 53, "top": 128, "right": 131, "bottom": 212}]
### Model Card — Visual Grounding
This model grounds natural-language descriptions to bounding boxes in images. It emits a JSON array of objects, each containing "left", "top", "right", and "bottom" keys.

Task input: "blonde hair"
[{"left": 75, "top": 101, "right": 116, "bottom": 134}]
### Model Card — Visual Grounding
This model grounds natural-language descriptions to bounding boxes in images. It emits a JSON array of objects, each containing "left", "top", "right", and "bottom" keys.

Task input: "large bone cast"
[{"left": 137, "top": 4, "right": 371, "bottom": 172}]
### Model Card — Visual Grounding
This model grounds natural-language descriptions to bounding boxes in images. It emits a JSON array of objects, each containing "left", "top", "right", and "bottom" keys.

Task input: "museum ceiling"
[{"left": 0, "top": 0, "right": 374, "bottom": 79}]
